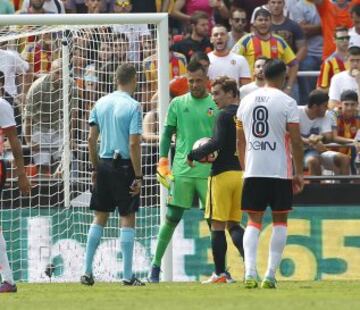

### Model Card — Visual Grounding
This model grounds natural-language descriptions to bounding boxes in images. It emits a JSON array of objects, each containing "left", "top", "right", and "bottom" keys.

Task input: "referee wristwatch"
[{"left": 135, "top": 175, "right": 143, "bottom": 180}]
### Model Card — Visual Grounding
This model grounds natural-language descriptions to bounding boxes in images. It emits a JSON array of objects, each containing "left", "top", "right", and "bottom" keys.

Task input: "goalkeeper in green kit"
[{"left": 149, "top": 61, "right": 218, "bottom": 282}]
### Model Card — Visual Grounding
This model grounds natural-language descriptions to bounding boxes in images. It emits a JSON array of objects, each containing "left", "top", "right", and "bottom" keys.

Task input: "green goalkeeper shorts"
[{"left": 167, "top": 176, "right": 208, "bottom": 209}]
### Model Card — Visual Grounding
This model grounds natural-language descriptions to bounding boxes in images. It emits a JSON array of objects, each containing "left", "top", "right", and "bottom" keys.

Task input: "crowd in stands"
[{"left": 1, "top": 0, "right": 360, "bottom": 181}]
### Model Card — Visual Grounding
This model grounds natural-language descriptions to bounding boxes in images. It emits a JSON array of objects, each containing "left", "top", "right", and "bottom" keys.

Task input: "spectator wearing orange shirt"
[
  {"left": 313, "top": 0, "right": 355, "bottom": 60},
  {"left": 317, "top": 27, "right": 350, "bottom": 92}
]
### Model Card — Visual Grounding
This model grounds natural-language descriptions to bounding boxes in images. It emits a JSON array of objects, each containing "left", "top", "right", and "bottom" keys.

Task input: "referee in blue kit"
[{"left": 81, "top": 63, "right": 144, "bottom": 286}]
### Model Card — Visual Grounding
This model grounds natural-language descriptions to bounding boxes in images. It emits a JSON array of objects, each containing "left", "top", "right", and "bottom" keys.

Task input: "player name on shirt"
[
  {"left": 255, "top": 96, "right": 270, "bottom": 104},
  {"left": 237, "top": 87, "right": 299, "bottom": 179}
]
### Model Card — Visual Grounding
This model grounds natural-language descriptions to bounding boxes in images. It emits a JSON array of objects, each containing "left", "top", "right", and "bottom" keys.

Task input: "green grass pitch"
[{"left": 2, "top": 281, "right": 360, "bottom": 310}]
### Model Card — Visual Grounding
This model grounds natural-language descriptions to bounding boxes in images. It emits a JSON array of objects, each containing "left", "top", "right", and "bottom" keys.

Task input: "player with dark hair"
[
  {"left": 81, "top": 63, "right": 144, "bottom": 286},
  {"left": 189, "top": 51, "right": 211, "bottom": 74},
  {"left": 0, "top": 70, "right": 31, "bottom": 293},
  {"left": 187, "top": 76, "right": 245, "bottom": 284},
  {"left": 240, "top": 56, "right": 268, "bottom": 99},
  {"left": 237, "top": 59, "right": 304, "bottom": 289},
  {"left": 149, "top": 61, "right": 218, "bottom": 283}
]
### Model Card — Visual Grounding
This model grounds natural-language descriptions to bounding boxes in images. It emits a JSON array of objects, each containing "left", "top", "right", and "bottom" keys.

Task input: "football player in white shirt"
[
  {"left": 0, "top": 71, "right": 31, "bottom": 293},
  {"left": 236, "top": 59, "right": 303, "bottom": 289},
  {"left": 240, "top": 56, "right": 267, "bottom": 100},
  {"left": 208, "top": 24, "right": 251, "bottom": 87}
]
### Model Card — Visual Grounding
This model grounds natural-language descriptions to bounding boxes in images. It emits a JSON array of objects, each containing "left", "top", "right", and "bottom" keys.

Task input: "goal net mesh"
[{"left": 0, "top": 22, "right": 160, "bottom": 282}]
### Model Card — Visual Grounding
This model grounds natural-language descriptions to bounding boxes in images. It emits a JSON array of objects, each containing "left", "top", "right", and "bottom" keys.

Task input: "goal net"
[{"left": 0, "top": 14, "right": 169, "bottom": 283}]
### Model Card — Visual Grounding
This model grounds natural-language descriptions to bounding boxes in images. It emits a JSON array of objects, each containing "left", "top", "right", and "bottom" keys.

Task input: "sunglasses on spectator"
[
  {"left": 115, "top": 0, "right": 130, "bottom": 7},
  {"left": 232, "top": 18, "right": 247, "bottom": 23},
  {"left": 336, "top": 36, "right": 350, "bottom": 41}
]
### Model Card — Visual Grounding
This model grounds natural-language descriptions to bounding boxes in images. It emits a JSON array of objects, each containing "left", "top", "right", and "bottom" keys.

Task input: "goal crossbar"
[{"left": 0, "top": 13, "right": 168, "bottom": 26}]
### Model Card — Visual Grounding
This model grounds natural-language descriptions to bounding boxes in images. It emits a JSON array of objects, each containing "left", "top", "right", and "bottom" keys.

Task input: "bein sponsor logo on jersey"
[{"left": 248, "top": 140, "right": 277, "bottom": 151}]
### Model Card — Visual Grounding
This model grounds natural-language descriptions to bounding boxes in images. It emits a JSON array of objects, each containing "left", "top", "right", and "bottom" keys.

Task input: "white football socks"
[
  {"left": 265, "top": 224, "right": 287, "bottom": 280},
  {"left": 243, "top": 224, "right": 261, "bottom": 279},
  {"left": 0, "top": 231, "right": 15, "bottom": 285}
]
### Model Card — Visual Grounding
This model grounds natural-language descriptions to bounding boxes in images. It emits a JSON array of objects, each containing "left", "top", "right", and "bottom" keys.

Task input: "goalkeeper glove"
[{"left": 156, "top": 157, "right": 173, "bottom": 189}]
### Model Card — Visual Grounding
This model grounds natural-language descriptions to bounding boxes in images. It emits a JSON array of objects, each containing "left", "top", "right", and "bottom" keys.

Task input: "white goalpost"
[{"left": 0, "top": 14, "right": 172, "bottom": 282}]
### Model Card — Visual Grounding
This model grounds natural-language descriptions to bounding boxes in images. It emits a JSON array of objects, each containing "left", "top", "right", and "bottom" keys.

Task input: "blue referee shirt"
[{"left": 89, "top": 90, "right": 143, "bottom": 159}]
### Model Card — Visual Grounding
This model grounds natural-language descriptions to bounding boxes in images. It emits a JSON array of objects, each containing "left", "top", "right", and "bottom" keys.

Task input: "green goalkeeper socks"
[
  {"left": 152, "top": 221, "right": 177, "bottom": 267},
  {"left": 152, "top": 205, "right": 184, "bottom": 267}
]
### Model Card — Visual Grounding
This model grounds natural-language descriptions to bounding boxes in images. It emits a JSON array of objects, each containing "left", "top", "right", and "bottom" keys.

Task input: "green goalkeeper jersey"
[{"left": 166, "top": 93, "right": 218, "bottom": 178}]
